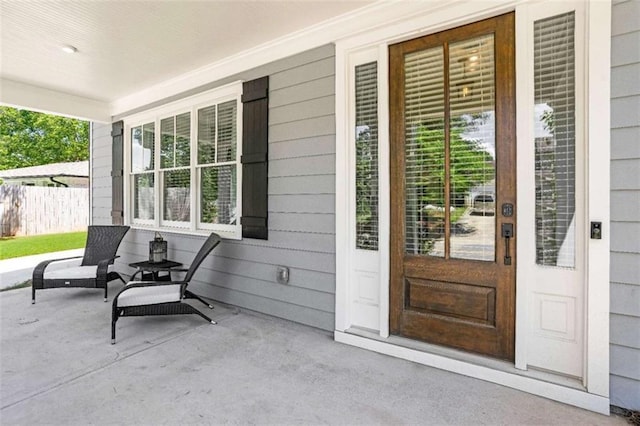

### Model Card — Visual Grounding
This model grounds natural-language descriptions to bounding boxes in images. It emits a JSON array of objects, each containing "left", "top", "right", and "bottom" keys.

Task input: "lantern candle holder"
[{"left": 149, "top": 232, "right": 167, "bottom": 263}]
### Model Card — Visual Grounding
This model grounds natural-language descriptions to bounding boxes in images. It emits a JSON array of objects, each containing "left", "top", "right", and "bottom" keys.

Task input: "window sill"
[{"left": 128, "top": 224, "right": 241, "bottom": 240}]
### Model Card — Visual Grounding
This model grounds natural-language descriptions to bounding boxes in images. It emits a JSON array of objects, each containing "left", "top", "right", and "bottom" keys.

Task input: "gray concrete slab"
[{"left": 1, "top": 285, "right": 627, "bottom": 425}]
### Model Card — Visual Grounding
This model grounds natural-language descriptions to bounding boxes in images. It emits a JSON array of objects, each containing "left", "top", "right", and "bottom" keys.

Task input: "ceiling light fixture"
[{"left": 61, "top": 45, "right": 78, "bottom": 54}]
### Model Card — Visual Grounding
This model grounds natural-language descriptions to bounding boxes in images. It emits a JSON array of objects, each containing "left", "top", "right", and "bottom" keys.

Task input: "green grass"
[
  {"left": 0, "top": 231, "right": 87, "bottom": 260},
  {"left": 0, "top": 280, "right": 31, "bottom": 292}
]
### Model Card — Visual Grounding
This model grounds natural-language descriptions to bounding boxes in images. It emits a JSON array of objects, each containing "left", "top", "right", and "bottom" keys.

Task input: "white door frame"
[{"left": 334, "top": 0, "right": 611, "bottom": 414}]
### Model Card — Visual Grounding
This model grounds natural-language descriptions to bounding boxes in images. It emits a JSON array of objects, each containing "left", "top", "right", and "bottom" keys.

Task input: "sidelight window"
[
  {"left": 534, "top": 12, "right": 576, "bottom": 268},
  {"left": 355, "top": 62, "right": 379, "bottom": 250}
]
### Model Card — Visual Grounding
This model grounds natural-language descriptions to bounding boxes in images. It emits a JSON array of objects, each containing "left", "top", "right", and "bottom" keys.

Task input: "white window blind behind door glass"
[
  {"left": 355, "top": 62, "right": 379, "bottom": 250},
  {"left": 534, "top": 12, "right": 576, "bottom": 268},
  {"left": 404, "top": 47, "right": 445, "bottom": 256}
]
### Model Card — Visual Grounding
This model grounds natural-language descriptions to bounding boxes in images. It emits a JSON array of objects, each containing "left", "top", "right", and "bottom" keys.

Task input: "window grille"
[
  {"left": 126, "top": 83, "right": 242, "bottom": 237},
  {"left": 198, "top": 100, "right": 237, "bottom": 226},
  {"left": 130, "top": 123, "right": 155, "bottom": 221}
]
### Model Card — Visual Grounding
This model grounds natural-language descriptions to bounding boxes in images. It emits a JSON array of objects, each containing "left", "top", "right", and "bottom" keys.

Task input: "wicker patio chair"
[
  {"left": 31, "top": 225, "right": 130, "bottom": 304},
  {"left": 111, "top": 232, "right": 221, "bottom": 344}
]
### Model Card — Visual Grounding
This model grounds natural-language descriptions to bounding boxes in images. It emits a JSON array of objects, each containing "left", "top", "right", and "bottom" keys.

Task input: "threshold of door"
[{"left": 335, "top": 327, "right": 610, "bottom": 415}]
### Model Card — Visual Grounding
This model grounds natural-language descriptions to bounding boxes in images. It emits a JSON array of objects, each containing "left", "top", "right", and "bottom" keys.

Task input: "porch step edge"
[{"left": 334, "top": 329, "right": 610, "bottom": 415}]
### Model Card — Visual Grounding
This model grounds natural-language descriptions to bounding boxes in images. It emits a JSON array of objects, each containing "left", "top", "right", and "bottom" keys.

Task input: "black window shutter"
[
  {"left": 241, "top": 77, "right": 269, "bottom": 240},
  {"left": 111, "top": 121, "right": 124, "bottom": 225}
]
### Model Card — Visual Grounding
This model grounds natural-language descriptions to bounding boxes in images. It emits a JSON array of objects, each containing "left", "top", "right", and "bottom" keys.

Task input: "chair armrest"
[
  {"left": 112, "top": 280, "right": 186, "bottom": 308},
  {"left": 96, "top": 256, "right": 120, "bottom": 269},
  {"left": 96, "top": 256, "right": 121, "bottom": 285}
]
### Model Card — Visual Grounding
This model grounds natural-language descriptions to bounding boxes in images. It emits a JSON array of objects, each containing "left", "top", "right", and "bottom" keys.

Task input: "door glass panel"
[
  {"left": 449, "top": 34, "right": 496, "bottom": 261},
  {"left": 403, "top": 36, "right": 496, "bottom": 261},
  {"left": 534, "top": 12, "right": 576, "bottom": 268},
  {"left": 355, "top": 61, "right": 379, "bottom": 250},
  {"left": 404, "top": 47, "right": 445, "bottom": 256}
]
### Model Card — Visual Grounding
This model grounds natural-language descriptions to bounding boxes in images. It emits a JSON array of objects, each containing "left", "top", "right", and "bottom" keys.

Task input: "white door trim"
[
  {"left": 516, "top": 0, "right": 587, "bottom": 380},
  {"left": 334, "top": 0, "right": 611, "bottom": 412}
]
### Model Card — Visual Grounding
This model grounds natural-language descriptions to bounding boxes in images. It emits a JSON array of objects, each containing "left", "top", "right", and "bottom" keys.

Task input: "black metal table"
[{"left": 129, "top": 260, "right": 183, "bottom": 281}]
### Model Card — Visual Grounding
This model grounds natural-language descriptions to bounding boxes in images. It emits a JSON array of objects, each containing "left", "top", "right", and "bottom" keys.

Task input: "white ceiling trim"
[
  {"left": 1, "top": 79, "right": 110, "bottom": 122},
  {"left": 110, "top": 0, "right": 445, "bottom": 117}
]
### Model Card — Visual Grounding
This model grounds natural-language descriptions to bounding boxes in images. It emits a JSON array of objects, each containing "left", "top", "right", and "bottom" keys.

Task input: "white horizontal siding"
[
  {"left": 611, "top": 127, "right": 640, "bottom": 160},
  {"left": 611, "top": 283, "right": 640, "bottom": 318},
  {"left": 269, "top": 175, "right": 335, "bottom": 195},
  {"left": 611, "top": 31, "right": 640, "bottom": 67},
  {"left": 610, "top": 251, "right": 640, "bottom": 285},
  {"left": 269, "top": 155, "right": 335, "bottom": 178},
  {"left": 91, "top": 122, "right": 112, "bottom": 226},
  {"left": 611, "top": 222, "right": 640, "bottom": 253},
  {"left": 270, "top": 135, "right": 334, "bottom": 160},
  {"left": 269, "top": 212, "right": 334, "bottom": 234},
  {"left": 610, "top": 0, "right": 640, "bottom": 410},
  {"left": 611, "top": 0, "right": 640, "bottom": 36}
]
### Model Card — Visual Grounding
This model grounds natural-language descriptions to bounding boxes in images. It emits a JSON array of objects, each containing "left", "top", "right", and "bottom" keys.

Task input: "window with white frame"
[{"left": 126, "top": 83, "right": 242, "bottom": 238}]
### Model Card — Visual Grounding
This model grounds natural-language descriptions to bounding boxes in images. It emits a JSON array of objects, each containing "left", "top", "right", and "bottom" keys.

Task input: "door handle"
[{"left": 501, "top": 223, "right": 513, "bottom": 265}]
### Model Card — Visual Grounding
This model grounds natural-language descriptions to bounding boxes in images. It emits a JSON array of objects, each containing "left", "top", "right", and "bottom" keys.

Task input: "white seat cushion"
[
  {"left": 117, "top": 284, "right": 182, "bottom": 307},
  {"left": 44, "top": 266, "right": 101, "bottom": 280}
]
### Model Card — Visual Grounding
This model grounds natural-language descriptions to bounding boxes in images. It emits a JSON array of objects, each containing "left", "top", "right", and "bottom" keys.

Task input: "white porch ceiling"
[{"left": 0, "top": 0, "right": 373, "bottom": 117}]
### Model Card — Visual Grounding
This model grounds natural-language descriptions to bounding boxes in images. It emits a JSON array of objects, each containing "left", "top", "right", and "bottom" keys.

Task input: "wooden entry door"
[{"left": 389, "top": 13, "right": 516, "bottom": 360}]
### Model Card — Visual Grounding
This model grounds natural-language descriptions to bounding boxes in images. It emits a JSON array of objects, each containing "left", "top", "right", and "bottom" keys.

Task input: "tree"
[
  {"left": 355, "top": 125, "right": 378, "bottom": 250},
  {"left": 0, "top": 106, "right": 89, "bottom": 170},
  {"left": 407, "top": 116, "right": 495, "bottom": 254},
  {"left": 412, "top": 116, "right": 494, "bottom": 207}
]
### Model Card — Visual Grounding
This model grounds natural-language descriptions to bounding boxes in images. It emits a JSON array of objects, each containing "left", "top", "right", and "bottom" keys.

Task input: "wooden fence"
[{"left": 0, "top": 186, "right": 89, "bottom": 236}]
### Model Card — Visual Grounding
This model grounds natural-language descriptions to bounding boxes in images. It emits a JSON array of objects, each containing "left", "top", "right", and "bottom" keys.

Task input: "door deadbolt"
[{"left": 502, "top": 203, "right": 513, "bottom": 217}]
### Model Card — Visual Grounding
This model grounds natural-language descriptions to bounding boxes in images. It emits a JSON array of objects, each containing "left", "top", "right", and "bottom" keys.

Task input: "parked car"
[{"left": 471, "top": 193, "right": 495, "bottom": 216}]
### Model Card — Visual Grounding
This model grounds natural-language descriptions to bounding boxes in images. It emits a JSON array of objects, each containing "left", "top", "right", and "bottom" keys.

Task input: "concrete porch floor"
[{"left": 1, "top": 285, "right": 626, "bottom": 425}]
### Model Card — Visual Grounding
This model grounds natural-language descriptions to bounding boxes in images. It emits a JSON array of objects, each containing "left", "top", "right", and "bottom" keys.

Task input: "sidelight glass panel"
[
  {"left": 200, "top": 165, "right": 236, "bottom": 225},
  {"left": 163, "top": 169, "right": 190, "bottom": 222},
  {"left": 404, "top": 47, "right": 446, "bottom": 256},
  {"left": 355, "top": 61, "right": 379, "bottom": 250},
  {"left": 534, "top": 12, "right": 576, "bottom": 268},
  {"left": 448, "top": 34, "right": 496, "bottom": 262}
]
